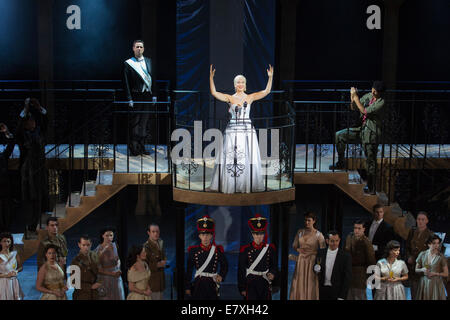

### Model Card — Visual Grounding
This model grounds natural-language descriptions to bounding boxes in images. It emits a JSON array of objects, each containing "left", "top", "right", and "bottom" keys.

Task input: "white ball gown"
[{"left": 210, "top": 102, "right": 265, "bottom": 193}]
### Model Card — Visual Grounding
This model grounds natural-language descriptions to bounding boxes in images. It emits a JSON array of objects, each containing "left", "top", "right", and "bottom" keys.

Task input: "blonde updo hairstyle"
[{"left": 234, "top": 75, "right": 247, "bottom": 92}]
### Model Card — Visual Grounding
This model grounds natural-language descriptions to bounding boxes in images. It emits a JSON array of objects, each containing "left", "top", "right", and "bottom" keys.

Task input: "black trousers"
[
  {"left": 245, "top": 276, "right": 271, "bottom": 300},
  {"left": 319, "top": 285, "right": 338, "bottom": 300},
  {"left": 190, "top": 277, "right": 218, "bottom": 300},
  {"left": 129, "top": 92, "right": 153, "bottom": 154}
]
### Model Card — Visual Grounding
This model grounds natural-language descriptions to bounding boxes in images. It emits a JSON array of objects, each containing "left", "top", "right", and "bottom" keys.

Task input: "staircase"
[
  {"left": 16, "top": 170, "right": 127, "bottom": 262},
  {"left": 294, "top": 170, "right": 415, "bottom": 239}
]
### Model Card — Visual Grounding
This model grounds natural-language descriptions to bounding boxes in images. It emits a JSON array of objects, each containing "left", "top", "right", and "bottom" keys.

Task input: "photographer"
[
  {"left": 330, "top": 81, "right": 386, "bottom": 194},
  {"left": 16, "top": 98, "right": 49, "bottom": 239}
]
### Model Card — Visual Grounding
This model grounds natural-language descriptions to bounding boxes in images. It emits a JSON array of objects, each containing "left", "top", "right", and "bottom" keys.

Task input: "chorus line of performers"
[
  {"left": 0, "top": 220, "right": 167, "bottom": 300},
  {"left": 184, "top": 208, "right": 448, "bottom": 300},
  {"left": 0, "top": 207, "right": 448, "bottom": 300}
]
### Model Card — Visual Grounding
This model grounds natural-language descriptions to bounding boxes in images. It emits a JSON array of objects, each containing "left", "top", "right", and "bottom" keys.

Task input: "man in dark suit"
[
  {"left": 16, "top": 98, "right": 49, "bottom": 239},
  {"left": 365, "top": 204, "right": 396, "bottom": 261},
  {"left": 123, "top": 40, "right": 155, "bottom": 156},
  {"left": 315, "top": 230, "right": 352, "bottom": 300}
]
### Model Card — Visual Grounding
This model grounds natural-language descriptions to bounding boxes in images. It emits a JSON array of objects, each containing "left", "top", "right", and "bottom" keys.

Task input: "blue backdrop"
[{"left": 177, "top": 0, "right": 276, "bottom": 251}]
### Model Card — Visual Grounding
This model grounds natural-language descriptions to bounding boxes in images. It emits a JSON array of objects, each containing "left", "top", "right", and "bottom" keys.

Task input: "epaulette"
[
  {"left": 188, "top": 245, "right": 199, "bottom": 252},
  {"left": 216, "top": 245, "right": 224, "bottom": 253},
  {"left": 239, "top": 244, "right": 250, "bottom": 253}
]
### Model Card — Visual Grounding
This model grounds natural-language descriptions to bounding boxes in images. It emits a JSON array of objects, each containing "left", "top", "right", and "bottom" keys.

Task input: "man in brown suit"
[
  {"left": 143, "top": 223, "right": 167, "bottom": 300},
  {"left": 405, "top": 211, "right": 434, "bottom": 300},
  {"left": 70, "top": 235, "right": 102, "bottom": 300},
  {"left": 36, "top": 217, "right": 67, "bottom": 272},
  {"left": 345, "top": 220, "right": 376, "bottom": 300}
]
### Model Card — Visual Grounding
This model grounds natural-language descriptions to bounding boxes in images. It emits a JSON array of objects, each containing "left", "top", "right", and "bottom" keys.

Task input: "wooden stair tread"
[{"left": 20, "top": 170, "right": 127, "bottom": 262}]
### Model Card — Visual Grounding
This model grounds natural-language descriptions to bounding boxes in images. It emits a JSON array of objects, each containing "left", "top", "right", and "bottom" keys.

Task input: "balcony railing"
[{"left": 172, "top": 93, "right": 296, "bottom": 193}]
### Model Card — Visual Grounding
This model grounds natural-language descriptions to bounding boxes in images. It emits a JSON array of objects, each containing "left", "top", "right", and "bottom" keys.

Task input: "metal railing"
[{"left": 284, "top": 81, "right": 450, "bottom": 215}]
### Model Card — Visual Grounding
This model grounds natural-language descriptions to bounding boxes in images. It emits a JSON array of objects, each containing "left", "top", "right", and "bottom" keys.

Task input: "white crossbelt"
[
  {"left": 194, "top": 245, "right": 216, "bottom": 278},
  {"left": 196, "top": 272, "right": 218, "bottom": 278},
  {"left": 246, "top": 269, "right": 271, "bottom": 283},
  {"left": 246, "top": 244, "right": 271, "bottom": 284}
]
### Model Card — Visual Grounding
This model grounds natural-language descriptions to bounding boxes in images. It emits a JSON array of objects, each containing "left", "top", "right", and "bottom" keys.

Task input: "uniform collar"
[
  {"left": 200, "top": 243, "right": 212, "bottom": 251},
  {"left": 251, "top": 241, "right": 266, "bottom": 250}
]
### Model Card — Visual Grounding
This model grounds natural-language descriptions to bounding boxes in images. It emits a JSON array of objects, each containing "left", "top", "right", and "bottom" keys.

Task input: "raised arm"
[
  {"left": 210, "top": 65, "right": 231, "bottom": 103},
  {"left": 248, "top": 64, "right": 273, "bottom": 102}
]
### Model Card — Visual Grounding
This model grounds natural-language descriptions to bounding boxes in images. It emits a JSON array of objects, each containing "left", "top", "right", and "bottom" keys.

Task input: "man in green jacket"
[
  {"left": 37, "top": 217, "right": 68, "bottom": 272},
  {"left": 330, "top": 81, "right": 386, "bottom": 194}
]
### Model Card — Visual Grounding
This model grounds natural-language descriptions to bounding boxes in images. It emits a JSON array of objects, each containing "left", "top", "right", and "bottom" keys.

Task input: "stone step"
[
  {"left": 81, "top": 180, "right": 97, "bottom": 197},
  {"left": 54, "top": 202, "right": 67, "bottom": 218},
  {"left": 97, "top": 170, "right": 113, "bottom": 185},
  {"left": 67, "top": 191, "right": 81, "bottom": 207},
  {"left": 348, "top": 170, "right": 362, "bottom": 184}
]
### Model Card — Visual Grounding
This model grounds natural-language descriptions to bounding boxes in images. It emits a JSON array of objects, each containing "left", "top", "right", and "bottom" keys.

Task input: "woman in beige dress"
[
  {"left": 95, "top": 228, "right": 125, "bottom": 300},
  {"left": 36, "top": 244, "right": 67, "bottom": 300},
  {"left": 126, "top": 245, "right": 152, "bottom": 300},
  {"left": 289, "top": 212, "right": 326, "bottom": 300}
]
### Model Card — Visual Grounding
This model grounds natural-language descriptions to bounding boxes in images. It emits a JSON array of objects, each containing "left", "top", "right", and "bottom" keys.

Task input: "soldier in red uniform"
[
  {"left": 238, "top": 214, "right": 278, "bottom": 300},
  {"left": 185, "top": 215, "right": 228, "bottom": 300}
]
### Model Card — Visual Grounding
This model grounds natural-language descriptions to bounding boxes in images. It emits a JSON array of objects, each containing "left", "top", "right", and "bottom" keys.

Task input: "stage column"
[
  {"left": 37, "top": 0, "right": 55, "bottom": 141},
  {"left": 116, "top": 186, "right": 130, "bottom": 289},
  {"left": 324, "top": 186, "right": 344, "bottom": 236},
  {"left": 140, "top": 0, "right": 158, "bottom": 68},
  {"left": 278, "top": 0, "right": 299, "bottom": 97},
  {"left": 280, "top": 201, "right": 295, "bottom": 300},
  {"left": 382, "top": 0, "right": 407, "bottom": 90},
  {"left": 174, "top": 202, "right": 187, "bottom": 300}
]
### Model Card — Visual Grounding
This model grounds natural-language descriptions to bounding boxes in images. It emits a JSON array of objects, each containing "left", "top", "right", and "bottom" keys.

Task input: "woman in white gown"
[
  {"left": 209, "top": 64, "right": 273, "bottom": 193},
  {"left": 0, "top": 233, "right": 24, "bottom": 300},
  {"left": 374, "top": 240, "right": 409, "bottom": 300}
]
